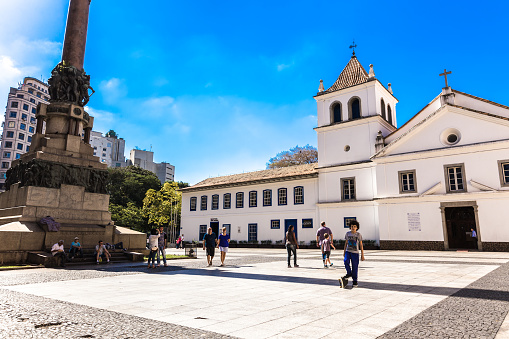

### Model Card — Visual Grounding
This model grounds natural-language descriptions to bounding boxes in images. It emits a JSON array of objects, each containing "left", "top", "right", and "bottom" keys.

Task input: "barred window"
[
  {"left": 249, "top": 191, "right": 257, "bottom": 207},
  {"left": 236, "top": 192, "right": 244, "bottom": 208},
  {"left": 294, "top": 186, "right": 304, "bottom": 204},
  {"left": 248, "top": 224, "right": 257, "bottom": 242},
  {"left": 278, "top": 188, "right": 287, "bottom": 205},
  {"left": 271, "top": 220, "right": 280, "bottom": 229},
  {"left": 199, "top": 225, "right": 207, "bottom": 240},
  {"left": 190, "top": 197, "right": 197, "bottom": 211},
  {"left": 263, "top": 189, "right": 272, "bottom": 206},
  {"left": 212, "top": 194, "right": 219, "bottom": 210},
  {"left": 223, "top": 193, "right": 231, "bottom": 209},
  {"left": 200, "top": 195, "right": 207, "bottom": 210},
  {"left": 341, "top": 178, "right": 356, "bottom": 200}
]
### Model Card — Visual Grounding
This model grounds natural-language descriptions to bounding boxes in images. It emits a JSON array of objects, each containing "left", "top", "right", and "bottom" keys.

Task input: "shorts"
[
  {"left": 322, "top": 251, "right": 330, "bottom": 260},
  {"left": 219, "top": 246, "right": 228, "bottom": 252},
  {"left": 206, "top": 246, "right": 215, "bottom": 257}
]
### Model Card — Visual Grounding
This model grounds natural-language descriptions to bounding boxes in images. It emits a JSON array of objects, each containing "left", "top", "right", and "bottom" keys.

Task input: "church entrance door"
[{"left": 445, "top": 207, "right": 477, "bottom": 249}]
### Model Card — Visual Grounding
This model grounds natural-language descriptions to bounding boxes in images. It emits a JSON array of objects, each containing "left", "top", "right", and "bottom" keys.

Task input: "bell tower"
[{"left": 314, "top": 53, "right": 398, "bottom": 168}]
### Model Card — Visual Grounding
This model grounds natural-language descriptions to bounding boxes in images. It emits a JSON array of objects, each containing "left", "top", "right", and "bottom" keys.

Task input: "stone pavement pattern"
[{"left": 1, "top": 249, "right": 509, "bottom": 338}]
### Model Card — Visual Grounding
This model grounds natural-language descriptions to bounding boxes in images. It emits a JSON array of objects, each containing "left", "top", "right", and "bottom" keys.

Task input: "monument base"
[{"left": 0, "top": 183, "right": 146, "bottom": 264}]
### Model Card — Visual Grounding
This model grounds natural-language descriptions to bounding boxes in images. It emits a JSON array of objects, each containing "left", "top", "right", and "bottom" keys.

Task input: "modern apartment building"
[
  {"left": 90, "top": 130, "right": 126, "bottom": 168},
  {"left": 0, "top": 77, "right": 50, "bottom": 190},
  {"left": 129, "top": 148, "right": 175, "bottom": 184}
]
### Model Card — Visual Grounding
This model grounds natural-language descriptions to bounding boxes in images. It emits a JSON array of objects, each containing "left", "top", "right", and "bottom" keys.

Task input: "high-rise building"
[
  {"left": 129, "top": 148, "right": 175, "bottom": 184},
  {"left": 0, "top": 77, "right": 50, "bottom": 189},
  {"left": 89, "top": 130, "right": 126, "bottom": 168}
]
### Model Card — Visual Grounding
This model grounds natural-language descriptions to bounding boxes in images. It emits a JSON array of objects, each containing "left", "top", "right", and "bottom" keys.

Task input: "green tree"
[
  {"left": 109, "top": 202, "right": 146, "bottom": 231},
  {"left": 107, "top": 166, "right": 162, "bottom": 207},
  {"left": 267, "top": 144, "right": 318, "bottom": 169},
  {"left": 143, "top": 181, "right": 182, "bottom": 240}
]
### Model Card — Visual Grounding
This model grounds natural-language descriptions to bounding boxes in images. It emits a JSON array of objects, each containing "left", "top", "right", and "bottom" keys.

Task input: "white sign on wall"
[{"left": 407, "top": 213, "right": 421, "bottom": 231}]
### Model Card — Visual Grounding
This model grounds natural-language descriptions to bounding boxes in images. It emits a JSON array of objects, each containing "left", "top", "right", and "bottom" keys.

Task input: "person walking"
[
  {"left": 316, "top": 222, "right": 333, "bottom": 263},
  {"left": 339, "top": 220, "right": 365, "bottom": 288},
  {"left": 157, "top": 226, "right": 167, "bottom": 267},
  {"left": 217, "top": 227, "right": 230, "bottom": 266},
  {"left": 202, "top": 228, "right": 217, "bottom": 266},
  {"left": 147, "top": 228, "right": 160, "bottom": 269},
  {"left": 321, "top": 233, "right": 335, "bottom": 268},
  {"left": 176, "top": 235, "right": 181, "bottom": 249},
  {"left": 179, "top": 234, "right": 185, "bottom": 249},
  {"left": 286, "top": 225, "right": 299, "bottom": 268}
]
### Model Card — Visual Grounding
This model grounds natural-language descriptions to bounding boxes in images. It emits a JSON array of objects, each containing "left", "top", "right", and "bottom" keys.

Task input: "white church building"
[{"left": 181, "top": 53, "right": 509, "bottom": 251}]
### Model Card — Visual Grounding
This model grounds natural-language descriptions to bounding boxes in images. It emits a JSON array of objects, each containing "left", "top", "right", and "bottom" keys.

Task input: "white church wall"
[
  {"left": 378, "top": 201, "right": 444, "bottom": 242},
  {"left": 318, "top": 165, "right": 376, "bottom": 202},
  {"left": 477, "top": 197, "right": 509, "bottom": 242},
  {"left": 181, "top": 178, "right": 319, "bottom": 243},
  {"left": 376, "top": 145, "right": 509, "bottom": 198},
  {"left": 318, "top": 202, "right": 378, "bottom": 242},
  {"left": 388, "top": 109, "right": 509, "bottom": 156},
  {"left": 317, "top": 119, "right": 393, "bottom": 167}
]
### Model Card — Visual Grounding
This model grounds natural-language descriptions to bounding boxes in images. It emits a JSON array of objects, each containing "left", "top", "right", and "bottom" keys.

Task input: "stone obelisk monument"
[{"left": 0, "top": 0, "right": 145, "bottom": 265}]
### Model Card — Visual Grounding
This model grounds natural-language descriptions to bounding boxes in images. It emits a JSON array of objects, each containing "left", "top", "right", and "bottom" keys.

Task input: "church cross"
[
  {"left": 439, "top": 69, "right": 452, "bottom": 88},
  {"left": 349, "top": 40, "right": 357, "bottom": 55}
]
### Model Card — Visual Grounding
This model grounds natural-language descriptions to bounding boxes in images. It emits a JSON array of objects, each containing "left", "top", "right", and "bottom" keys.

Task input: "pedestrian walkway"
[{"left": 2, "top": 249, "right": 509, "bottom": 338}]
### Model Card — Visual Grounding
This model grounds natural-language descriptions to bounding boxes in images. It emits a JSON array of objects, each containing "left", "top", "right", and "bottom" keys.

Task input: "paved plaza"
[{"left": 1, "top": 249, "right": 509, "bottom": 338}]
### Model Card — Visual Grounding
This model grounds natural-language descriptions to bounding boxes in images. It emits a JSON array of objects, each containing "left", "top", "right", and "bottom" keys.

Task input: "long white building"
[
  {"left": 181, "top": 54, "right": 509, "bottom": 251},
  {"left": 129, "top": 149, "right": 175, "bottom": 184},
  {"left": 90, "top": 130, "right": 126, "bottom": 168}
]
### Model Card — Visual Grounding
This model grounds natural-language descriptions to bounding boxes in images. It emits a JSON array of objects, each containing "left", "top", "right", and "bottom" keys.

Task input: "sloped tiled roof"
[
  {"left": 182, "top": 163, "right": 318, "bottom": 192},
  {"left": 324, "top": 56, "right": 369, "bottom": 93}
]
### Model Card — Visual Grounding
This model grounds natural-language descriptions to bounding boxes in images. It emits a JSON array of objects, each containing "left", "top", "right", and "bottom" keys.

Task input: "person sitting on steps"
[{"left": 95, "top": 240, "right": 111, "bottom": 264}]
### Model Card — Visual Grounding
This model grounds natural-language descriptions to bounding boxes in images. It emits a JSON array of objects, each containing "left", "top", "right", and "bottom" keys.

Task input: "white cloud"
[
  {"left": 277, "top": 63, "right": 292, "bottom": 71},
  {"left": 99, "top": 78, "right": 128, "bottom": 105}
]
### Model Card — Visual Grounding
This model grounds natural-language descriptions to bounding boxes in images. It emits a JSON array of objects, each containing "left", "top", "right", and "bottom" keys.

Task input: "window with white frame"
[
  {"left": 249, "top": 191, "right": 257, "bottom": 207},
  {"left": 271, "top": 220, "right": 280, "bottom": 229},
  {"left": 223, "top": 193, "right": 231, "bottom": 209},
  {"left": 398, "top": 170, "right": 417, "bottom": 193},
  {"left": 212, "top": 194, "right": 219, "bottom": 210},
  {"left": 341, "top": 178, "right": 356, "bottom": 200},
  {"left": 236, "top": 192, "right": 244, "bottom": 208},
  {"left": 445, "top": 164, "right": 466, "bottom": 192},
  {"left": 263, "top": 189, "right": 272, "bottom": 206},
  {"left": 278, "top": 188, "right": 287, "bottom": 205},
  {"left": 294, "top": 186, "right": 304, "bottom": 204},
  {"left": 201, "top": 195, "right": 208, "bottom": 210},
  {"left": 190, "top": 197, "right": 197, "bottom": 211}
]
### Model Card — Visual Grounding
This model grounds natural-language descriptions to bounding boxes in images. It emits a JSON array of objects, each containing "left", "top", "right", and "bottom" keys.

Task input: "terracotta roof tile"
[
  {"left": 182, "top": 163, "right": 318, "bottom": 192},
  {"left": 324, "top": 56, "right": 369, "bottom": 93}
]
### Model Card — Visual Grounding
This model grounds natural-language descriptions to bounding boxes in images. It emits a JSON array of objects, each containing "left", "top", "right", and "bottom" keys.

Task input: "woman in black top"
[{"left": 286, "top": 225, "right": 299, "bottom": 268}]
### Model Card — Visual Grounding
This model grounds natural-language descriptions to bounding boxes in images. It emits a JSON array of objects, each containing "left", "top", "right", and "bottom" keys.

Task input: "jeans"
[
  {"left": 148, "top": 249, "right": 157, "bottom": 266},
  {"left": 157, "top": 246, "right": 167, "bottom": 265},
  {"left": 54, "top": 252, "right": 67, "bottom": 267},
  {"left": 69, "top": 247, "right": 83, "bottom": 258},
  {"left": 287, "top": 244, "right": 297, "bottom": 266},
  {"left": 344, "top": 251, "right": 359, "bottom": 282}
]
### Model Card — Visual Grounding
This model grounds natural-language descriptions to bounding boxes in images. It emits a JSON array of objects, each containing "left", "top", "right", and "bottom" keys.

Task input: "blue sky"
[{"left": 1, "top": 0, "right": 508, "bottom": 184}]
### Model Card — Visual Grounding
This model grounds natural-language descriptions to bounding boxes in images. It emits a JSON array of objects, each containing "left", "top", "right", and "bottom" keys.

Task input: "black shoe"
[
  {"left": 352, "top": 282, "right": 358, "bottom": 288},
  {"left": 340, "top": 276, "right": 349, "bottom": 288}
]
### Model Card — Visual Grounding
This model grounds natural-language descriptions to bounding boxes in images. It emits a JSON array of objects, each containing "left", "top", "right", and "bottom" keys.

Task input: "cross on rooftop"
[
  {"left": 349, "top": 40, "right": 357, "bottom": 56},
  {"left": 439, "top": 69, "right": 452, "bottom": 88}
]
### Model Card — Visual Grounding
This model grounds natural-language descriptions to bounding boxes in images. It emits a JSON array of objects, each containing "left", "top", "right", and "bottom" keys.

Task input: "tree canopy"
[
  {"left": 267, "top": 145, "right": 318, "bottom": 169},
  {"left": 107, "top": 165, "right": 162, "bottom": 207},
  {"left": 143, "top": 181, "right": 181, "bottom": 229}
]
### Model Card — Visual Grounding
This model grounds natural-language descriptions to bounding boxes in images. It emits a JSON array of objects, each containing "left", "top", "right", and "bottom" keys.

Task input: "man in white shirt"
[{"left": 51, "top": 240, "right": 67, "bottom": 267}]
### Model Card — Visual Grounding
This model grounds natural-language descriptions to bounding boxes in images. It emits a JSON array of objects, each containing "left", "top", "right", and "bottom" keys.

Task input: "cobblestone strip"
[
  {"left": 378, "top": 262, "right": 509, "bottom": 339},
  {"left": 0, "top": 289, "right": 237, "bottom": 339}
]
